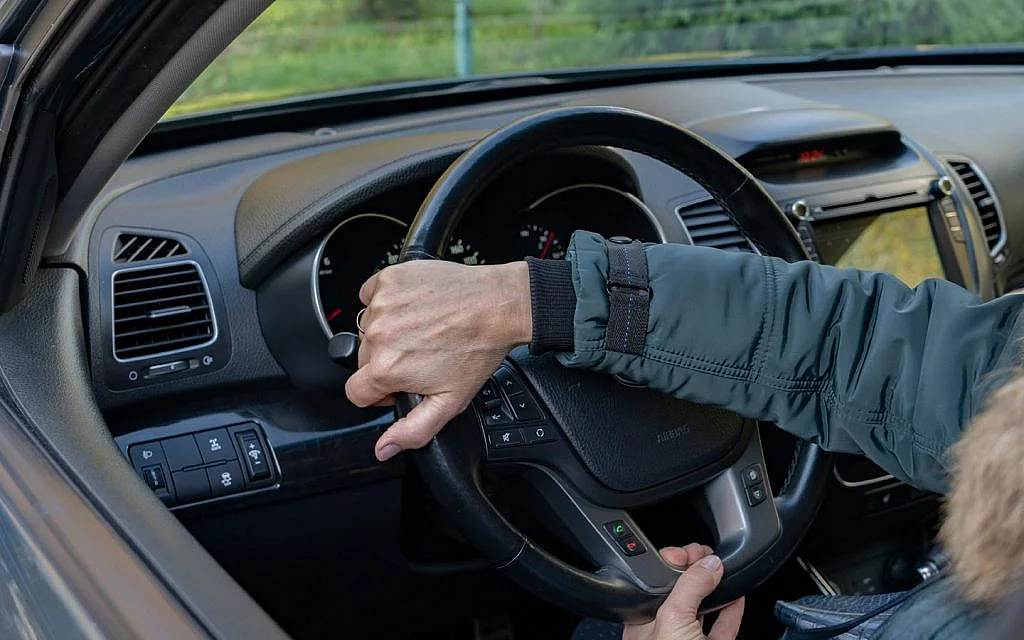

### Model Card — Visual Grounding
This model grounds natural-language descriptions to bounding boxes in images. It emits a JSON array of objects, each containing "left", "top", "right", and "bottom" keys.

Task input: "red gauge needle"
[
  {"left": 326, "top": 308, "right": 341, "bottom": 322},
  {"left": 539, "top": 233, "right": 555, "bottom": 259}
]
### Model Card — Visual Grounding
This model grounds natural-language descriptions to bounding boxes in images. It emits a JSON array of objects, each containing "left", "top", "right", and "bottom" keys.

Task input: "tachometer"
[
  {"left": 519, "top": 223, "right": 565, "bottom": 260},
  {"left": 314, "top": 214, "right": 407, "bottom": 335}
]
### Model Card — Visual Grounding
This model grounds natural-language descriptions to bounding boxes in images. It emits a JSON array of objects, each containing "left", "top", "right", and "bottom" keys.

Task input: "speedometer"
[
  {"left": 313, "top": 214, "right": 487, "bottom": 336},
  {"left": 314, "top": 214, "right": 407, "bottom": 336},
  {"left": 519, "top": 223, "right": 565, "bottom": 259},
  {"left": 445, "top": 237, "right": 486, "bottom": 265}
]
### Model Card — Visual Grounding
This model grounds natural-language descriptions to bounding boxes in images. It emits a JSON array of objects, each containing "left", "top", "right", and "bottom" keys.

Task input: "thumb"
[
  {"left": 661, "top": 555, "right": 724, "bottom": 624},
  {"left": 374, "top": 394, "right": 463, "bottom": 461}
]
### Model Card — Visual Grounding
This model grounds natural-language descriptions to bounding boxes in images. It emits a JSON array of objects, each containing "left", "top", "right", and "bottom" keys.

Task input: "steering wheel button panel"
[
  {"left": 478, "top": 382, "right": 500, "bottom": 403},
  {"left": 603, "top": 520, "right": 632, "bottom": 540},
  {"left": 745, "top": 482, "right": 767, "bottom": 507},
  {"left": 742, "top": 463, "right": 764, "bottom": 486},
  {"left": 618, "top": 537, "right": 647, "bottom": 557},
  {"left": 493, "top": 367, "right": 526, "bottom": 397},
  {"left": 507, "top": 393, "right": 541, "bottom": 422},
  {"left": 523, "top": 425, "right": 556, "bottom": 444},
  {"left": 487, "top": 429, "right": 524, "bottom": 449},
  {"left": 482, "top": 406, "right": 514, "bottom": 428}
]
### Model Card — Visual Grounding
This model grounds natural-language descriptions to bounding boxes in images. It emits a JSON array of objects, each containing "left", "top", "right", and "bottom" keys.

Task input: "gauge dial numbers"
[
  {"left": 445, "top": 238, "right": 486, "bottom": 266},
  {"left": 519, "top": 224, "right": 565, "bottom": 260},
  {"left": 313, "top": 213, "right": 487, "bottom": 336},
  {"left": 314, "top": 213, "right": 407, "bottom": 336}
]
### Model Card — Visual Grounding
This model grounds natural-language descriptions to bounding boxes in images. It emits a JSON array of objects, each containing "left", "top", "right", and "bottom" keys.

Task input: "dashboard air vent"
[
  {"left": 112, "top": 262, "right": 215, "bottom": 361},
  {"left": 676, "top": 201, "right": 754, "bottom": 252},
  {"left": 948, "top": 160, "right": 1004, "bottom": 254},
  {"left": 113, "top": 233, "right": 187, "bottom": 263}
]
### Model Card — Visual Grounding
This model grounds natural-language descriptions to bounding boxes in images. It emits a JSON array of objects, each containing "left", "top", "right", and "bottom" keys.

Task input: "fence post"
[{"left": 455, "top": 0, "right": 473, "bottom": 76}]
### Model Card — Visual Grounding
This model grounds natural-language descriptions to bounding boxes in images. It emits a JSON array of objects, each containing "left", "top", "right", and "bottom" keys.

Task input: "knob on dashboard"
[
  {"left": 787, "top": 199, "right": 810, "bottom": 221},
  {"left": 934, "top": 175, "right": 955, "bottom": 197}
]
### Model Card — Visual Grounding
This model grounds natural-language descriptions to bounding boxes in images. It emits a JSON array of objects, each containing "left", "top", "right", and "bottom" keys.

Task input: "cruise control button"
[
  {"left": 482, "top": 397, "right": 504, "bottom": 411},
  {"left": 487, "top": 429, "right": 523, "bottom": 448},
  {"left": 195, "top": 428, "right": 232, "bottom": 463},
  {"left": 483, "top": 406, "right": 514, "bottom": 427},
  {"left": 741, "top": 464, "right": 764, "bottom": 487},
  {"left": 207, "top": 461, "right": 245, "bottom": 497},
  {"left": 523, "top": 425, "right": 556, "bottom": 444},
  {"left": 618, "top": 537, "right": 646, "bottom": 557},
  {"left": 507, "top": 393, "right": 541, "bottom": 422},
  {"left": 746, "top": 482, "right": 767, "bottom": 507},
  {"left": 478, "top": 382, "right": 500, "bottom": 403},
  {"left": 162, "top": 435, "right": 203, "bottom": 471},
  {"left": 493, "top": 367, "right": 526, "bottom": 397},
  {"left": 171, "top": 469, "right": 211, "bottom": 503}
]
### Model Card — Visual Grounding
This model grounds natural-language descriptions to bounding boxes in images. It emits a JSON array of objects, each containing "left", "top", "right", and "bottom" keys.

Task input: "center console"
[{"left": 675, "top": 119, "right": 1000, "bottom": 596}]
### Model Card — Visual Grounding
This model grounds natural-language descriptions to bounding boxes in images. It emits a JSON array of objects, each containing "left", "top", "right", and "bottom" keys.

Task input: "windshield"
[{"left": 167, "top": 0, "right": 1024, "bottom": 118}]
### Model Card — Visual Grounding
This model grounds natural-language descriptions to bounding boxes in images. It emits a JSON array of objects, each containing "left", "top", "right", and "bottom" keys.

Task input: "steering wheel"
[{"left": 398, "top": 106, "right": 833, "bottom": 623}]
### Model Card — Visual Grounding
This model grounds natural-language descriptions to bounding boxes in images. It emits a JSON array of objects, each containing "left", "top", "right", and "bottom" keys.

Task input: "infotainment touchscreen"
[{"left": 814, "top": 207, "right": 945, "bottom": 287}]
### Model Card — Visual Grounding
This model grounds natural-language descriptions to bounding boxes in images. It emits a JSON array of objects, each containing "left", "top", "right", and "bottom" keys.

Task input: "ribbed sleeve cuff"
[{"left": 525, "top": 257, "right": 577, "bottom": 354}]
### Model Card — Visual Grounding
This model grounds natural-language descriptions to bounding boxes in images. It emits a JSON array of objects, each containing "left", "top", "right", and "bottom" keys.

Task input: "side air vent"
[
  {"left": 676, "top": 201, "right": 754, "bottom": 252},
  {"left": 112, "top": 262, "right": 216, "bottom": 361},
  {"left": 113, "top": 233, "right": 187, "bottom": 263},
  {"left": 948, "top": 159, "right": 1004, "bottom": 254}
]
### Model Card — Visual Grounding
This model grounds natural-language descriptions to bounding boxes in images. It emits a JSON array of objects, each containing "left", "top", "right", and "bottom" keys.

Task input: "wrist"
[{"left": 493, "top": 261, "right": 532, "bottom": 346}]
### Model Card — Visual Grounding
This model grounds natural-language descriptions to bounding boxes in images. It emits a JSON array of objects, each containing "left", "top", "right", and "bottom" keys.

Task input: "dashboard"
[
  {"left": 59, "top": 69, "right": 1024, "bottom": 620},
  {"left": 63, "top": 65, "right": 1024, "bottom": 632}
]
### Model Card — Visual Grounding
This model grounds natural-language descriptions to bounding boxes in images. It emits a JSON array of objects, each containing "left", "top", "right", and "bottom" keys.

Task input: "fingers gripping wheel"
[{"left": 398, "top": 106, "right": 833, "bottom": 622}]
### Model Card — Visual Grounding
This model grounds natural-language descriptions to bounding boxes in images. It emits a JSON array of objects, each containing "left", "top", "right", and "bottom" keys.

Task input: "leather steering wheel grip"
[{"left": 401, "top": 106, "right": 833, "bottom": 621}]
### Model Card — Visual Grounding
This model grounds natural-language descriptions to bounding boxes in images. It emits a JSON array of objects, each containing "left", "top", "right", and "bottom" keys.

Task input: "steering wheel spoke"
[
  {"left": 702, "top": 429, "right": 781, "bottom": 567},
  {"left": 517, "top": 465, "right": 680, "bottom": 594}
]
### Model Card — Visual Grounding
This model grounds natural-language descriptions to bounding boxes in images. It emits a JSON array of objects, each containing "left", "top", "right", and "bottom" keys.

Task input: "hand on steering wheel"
[
  {"left": 625, "top": 545, "right": 744, "bottom": 640},
  {"left": 344, "top": 260, "right": 531, "bottom": 460}
]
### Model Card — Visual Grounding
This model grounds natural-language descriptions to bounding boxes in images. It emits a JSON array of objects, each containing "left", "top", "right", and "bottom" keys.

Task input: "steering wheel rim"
[{"left": 400, "top": 106, "right": 834, "bottom": 622}]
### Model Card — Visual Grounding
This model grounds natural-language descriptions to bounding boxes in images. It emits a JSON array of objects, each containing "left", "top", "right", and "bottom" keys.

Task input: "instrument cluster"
[{"left": 313, "top": 184, "right": 662, "bottom": 336}]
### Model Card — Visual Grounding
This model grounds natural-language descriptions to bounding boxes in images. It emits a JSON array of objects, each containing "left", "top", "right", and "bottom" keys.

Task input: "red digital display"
[{"left": 798, "top": 148, "right": 827, "bottom": 164}]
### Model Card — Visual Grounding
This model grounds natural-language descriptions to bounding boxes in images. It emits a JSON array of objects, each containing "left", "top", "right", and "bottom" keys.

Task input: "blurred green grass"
[{"left": 167, "top": 0, "right": 1024, "bottom": 118}]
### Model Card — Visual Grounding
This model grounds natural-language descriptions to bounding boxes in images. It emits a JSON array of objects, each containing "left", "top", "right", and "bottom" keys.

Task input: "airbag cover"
[{"left": 509, "top": 350, "right": 745, "bottom": 493}]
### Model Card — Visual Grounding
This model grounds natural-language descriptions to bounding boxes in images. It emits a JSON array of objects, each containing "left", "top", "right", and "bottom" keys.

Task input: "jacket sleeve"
[{"left": 553, "top": 231, "right": 1024, "bottom": 494}]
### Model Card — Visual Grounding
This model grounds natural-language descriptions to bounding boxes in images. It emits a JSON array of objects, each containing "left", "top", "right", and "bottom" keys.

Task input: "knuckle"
[
  {"left": 406, "top": 430, "right": 433, "bottom": 449},
  {"left": 370, "top": 352, "right": 401, "bottom": 383}
]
